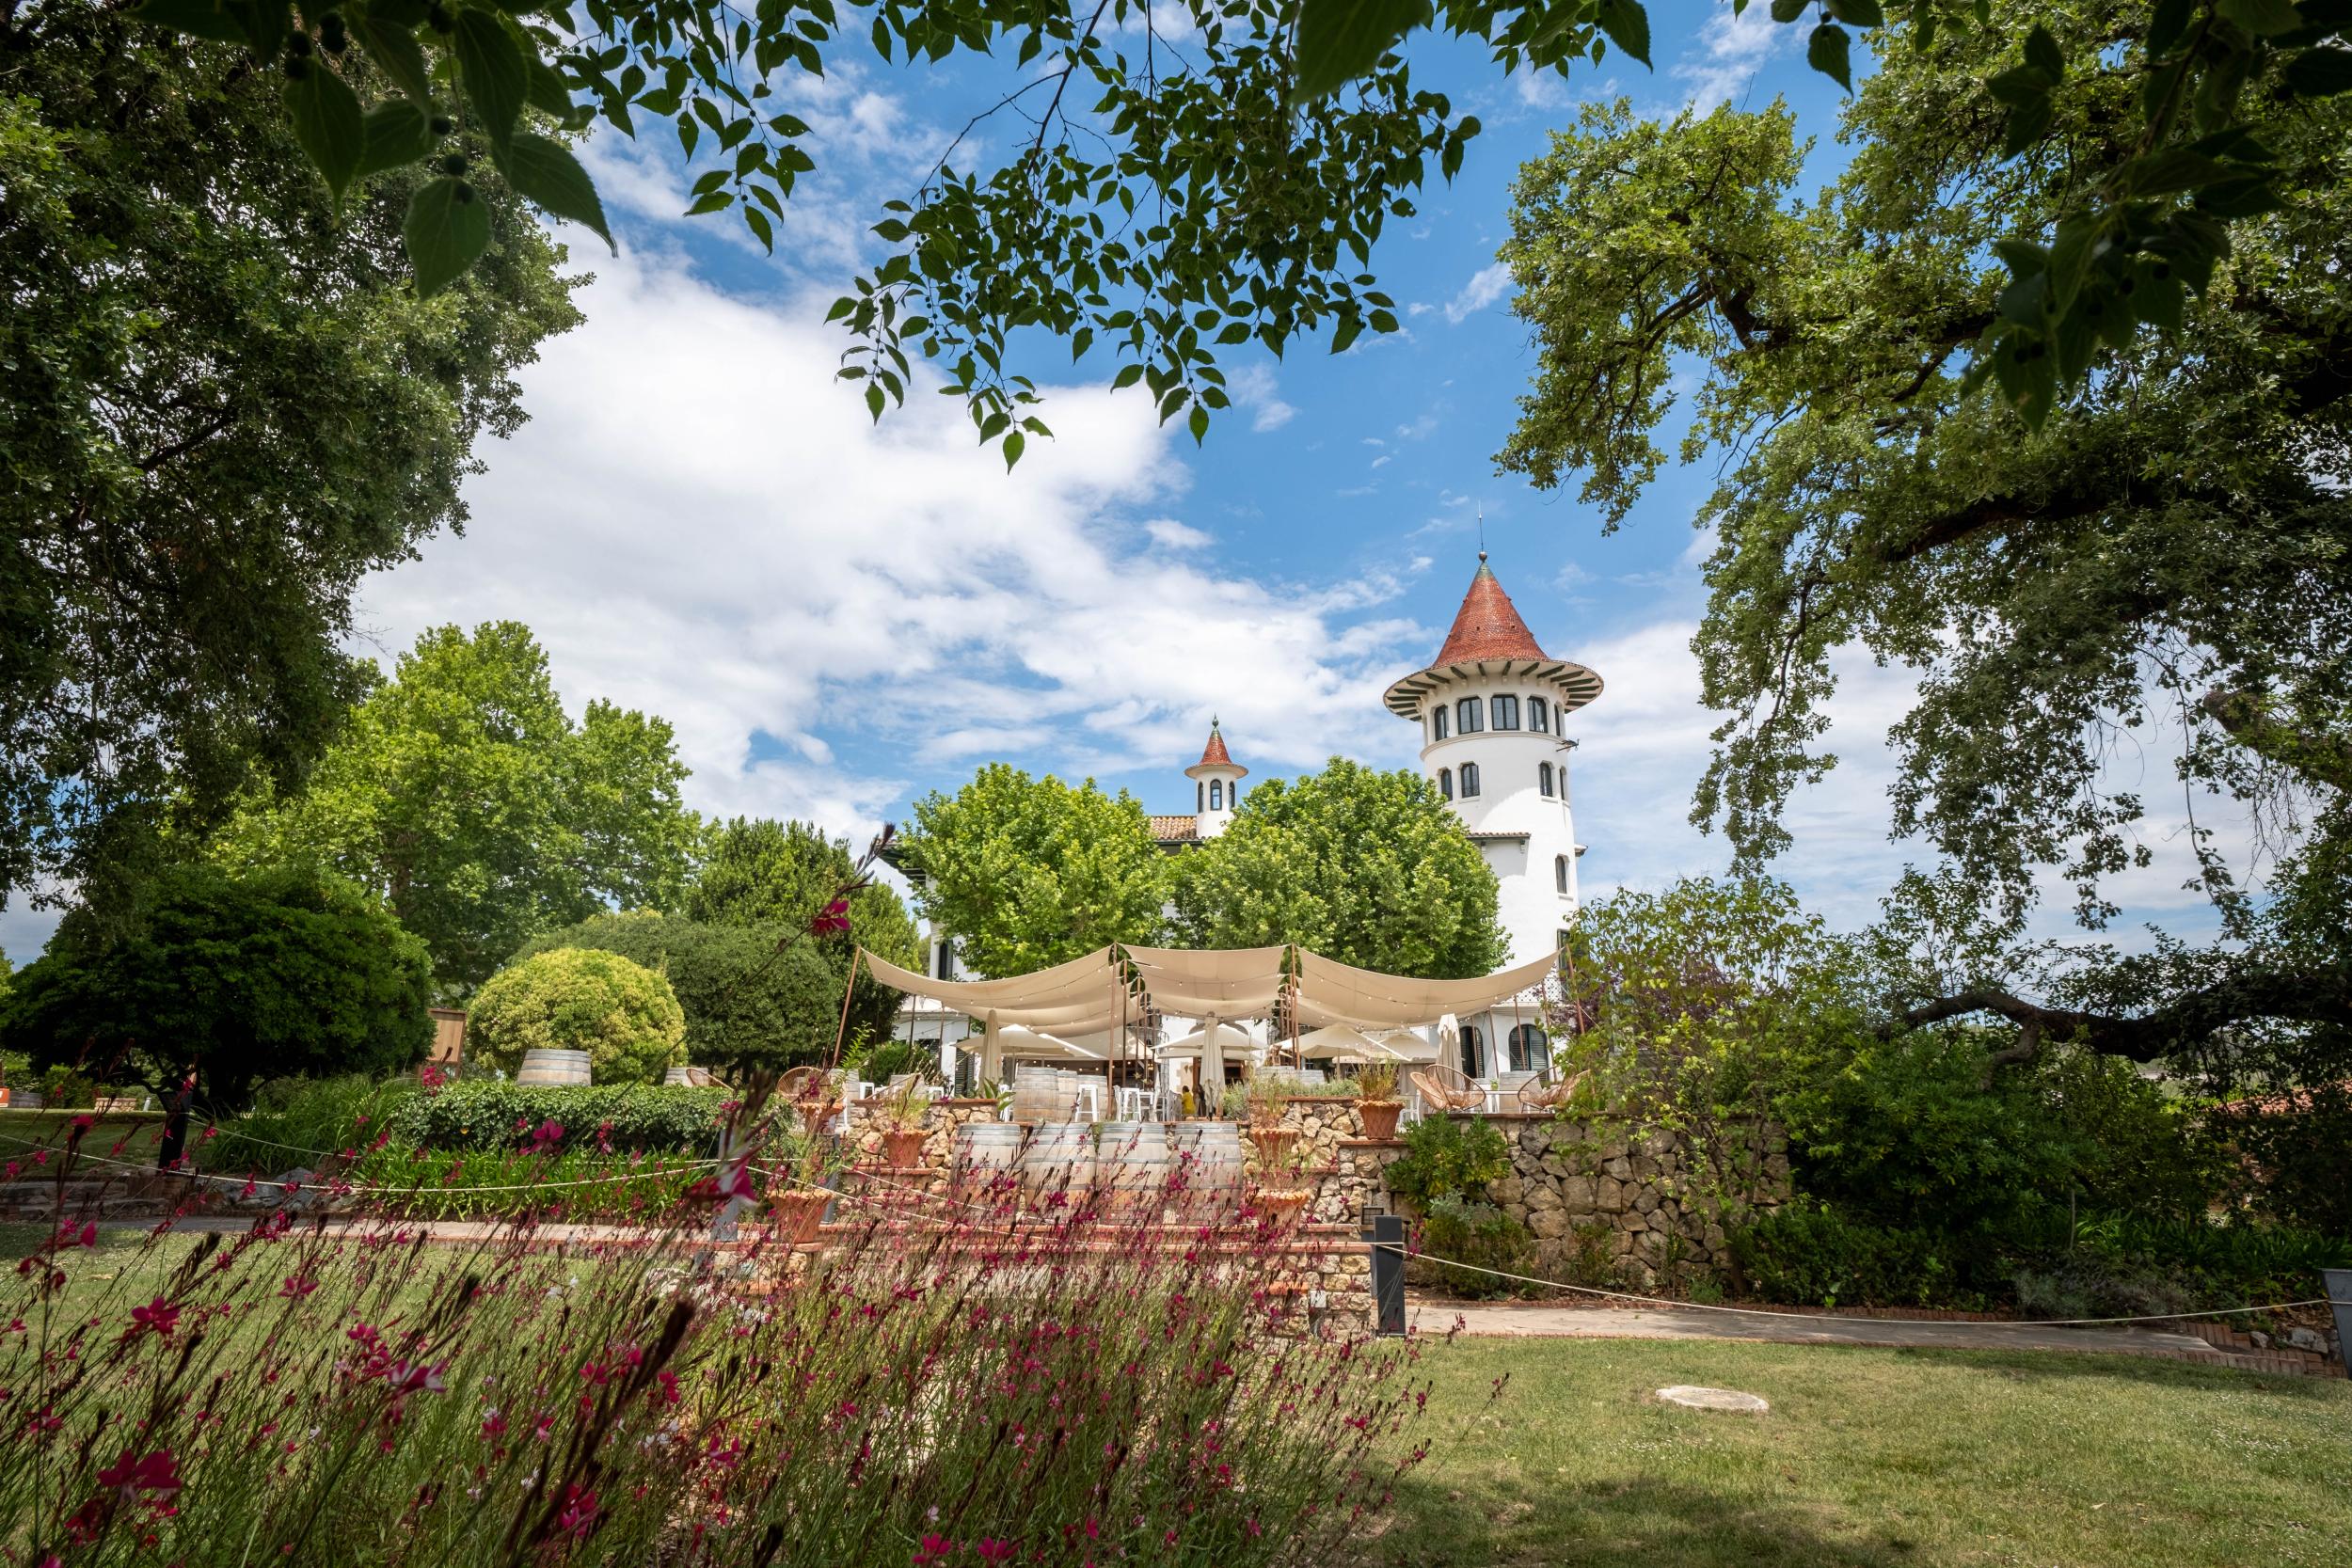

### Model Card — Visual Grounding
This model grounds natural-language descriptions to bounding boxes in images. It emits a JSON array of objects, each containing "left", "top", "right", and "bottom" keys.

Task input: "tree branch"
[{"left": 1885, "top": 971, "right": 2352, "bottom": 1065}]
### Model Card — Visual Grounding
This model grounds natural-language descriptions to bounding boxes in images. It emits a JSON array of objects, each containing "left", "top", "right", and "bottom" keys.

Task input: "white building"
[{"left": 899, "top": 554, "right": 1602, "bottom": 1088}]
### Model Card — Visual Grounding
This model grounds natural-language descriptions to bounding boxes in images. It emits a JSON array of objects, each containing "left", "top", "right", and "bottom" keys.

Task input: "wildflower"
[
  {"left": 279, "top": 1275, "right": 317, "bottom": 1299},
  {"left": 528, "top": 1119, "right": 565, "bottom": 1154},
  {"left": 555, "top": 1483, "right": 599, "bottom": 1537},
  {"left": 481, "top": 1409, "right": 508, "bottom": 1440},
  {"left": 975, "top": 1540, "right": 1015, "bottom": 1562},
  {"left": 912, "top": 1533, "right": 953, "bottom": 1564},
  {"left": 97, "top": 1448, "right": 182, "bottom": 1499},
  {"left": 385, "top": 1360, "right": 448, "bottom": 1395},
  {"left": 127, "top": 1298, "right": 181, "bottom": 1340},
  {"left": 808, "top": 898, "right": 852, "bottom": 937}
]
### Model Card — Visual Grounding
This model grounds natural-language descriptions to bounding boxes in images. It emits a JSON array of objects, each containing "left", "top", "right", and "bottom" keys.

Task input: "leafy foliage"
[
  {"left": 210, "top": 623, "right": 702, "bottom": 992},
  {"left": 464, "top": 946, "right": 687, "bottom": 1085},
  {"left": 0, "top": 864, "right": 432, "bottom": 1112},
  {"left": 1414, "top": 1193, "right": 1537, "bottom": 1299},
  {"left": 126, "top": 0, "right": 2350, "bottom": 460},
  {"left": 511, "top": 911, "right": 854, "bottom": 1077},
  {"left": 1168, "top": 758, "right": 1507, "bottom": 979},
  {"left": 387, "top": 1078, "right": 730, "bottom": 1153},
  {"left": 1383, "top": 1113, "right": 1513, "bottom": 1208},
  {"left": 900, "top": 764, "right": 1169, "bottom": 977},
  {"left": 0, "top": 5, "right": 580, "bottom": 914}
]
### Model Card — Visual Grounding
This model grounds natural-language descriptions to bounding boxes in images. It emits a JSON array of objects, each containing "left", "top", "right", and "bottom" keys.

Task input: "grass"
[{"left": 1375, "top": 1336, "right": 2352, "bottom": 1568}]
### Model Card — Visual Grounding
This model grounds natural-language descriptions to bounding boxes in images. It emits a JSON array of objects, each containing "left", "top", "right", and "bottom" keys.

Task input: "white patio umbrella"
[
  {"left": 1295, "top": 1023, "right": 1401, "bottom": 1062},
  {"left": 992, "top": 1025, "right": 1105, "bottom": 1062}
]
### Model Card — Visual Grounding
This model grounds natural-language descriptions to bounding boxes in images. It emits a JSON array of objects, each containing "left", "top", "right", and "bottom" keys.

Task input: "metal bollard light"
[
  {"left": 1363, "top": 1211, "right": 1406, "bottom": 1337},
  {"left": 2324, "top": 1268, "right": 2351, "bottom": 1369}
]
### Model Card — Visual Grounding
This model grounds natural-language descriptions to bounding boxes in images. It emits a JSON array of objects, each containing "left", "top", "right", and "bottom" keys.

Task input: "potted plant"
[
  {"left": 1353, "top": 1060, "right": 1404, "bottom": 1143},
  {"left": 877, "top": 1081, "right": 931, "bottom": 1169},
  {"left": 764, "top": 1126, "right": 842, "bottom": 1245},
  {"left": 1242, "top": 1075, "right": 1300, "bottom": 1171},
  {"left": 1250, "top": 1140, "right": 1314, "bottom": 1232}
]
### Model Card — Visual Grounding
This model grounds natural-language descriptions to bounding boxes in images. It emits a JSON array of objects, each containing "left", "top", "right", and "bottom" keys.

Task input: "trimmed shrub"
[
  {"left": 467, "top": 947, "right": 686, "bottom": 1085},
  {"left": 202, "top": 1074, "right": 421, "bottom": 1174},
  {"left": 1729, "top": 1202, "right": 1981, "bottom": 1309},
  {"left": 389, "top": 1081, "right": 732, "bottom": 1155}
]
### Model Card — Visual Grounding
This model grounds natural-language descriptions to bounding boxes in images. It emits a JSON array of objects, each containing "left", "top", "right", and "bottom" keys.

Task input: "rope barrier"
[
  {"left": 1388, "top": 1243, "right": 2341, "bottom": 1328},
  {"left": 1, "top": 1138, "right": 726, "bottom": 1196}
]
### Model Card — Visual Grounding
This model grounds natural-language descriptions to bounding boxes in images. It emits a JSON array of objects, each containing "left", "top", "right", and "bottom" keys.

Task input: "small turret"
[{"left": 1184, "top": 718, "right": 1248, "bottom": 838}]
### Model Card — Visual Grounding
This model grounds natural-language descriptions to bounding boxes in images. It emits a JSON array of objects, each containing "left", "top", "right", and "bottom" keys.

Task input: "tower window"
[
  {"left": 1209, "top": 779, "right": 1223, "bottom": 811},
  {"left": 1538, "top": 761, "right": 1554, "bottom": 798},
  {"left": 1455, "top": 696, "right": 1483, "bottom": 734},
  {"left": 1438, "top": 768, "right": 1453, "bottom": 800},
  {"left": 1529, "top": 695, "right": 1549, "bottom": 733},
  {"left": 1197, "top": 782, "right": 1204, "bottom": 813},
  {"left": 1459, "top": 762, "right": 1481, "bottom": 798},
  {"left": 1432, "top": 705, "right": 1449, "bottom": 741},
  {"left": 1555, "top": 854, "right": 1569, "bottom": 894},
  {"left": 1230, "top": 778, "right": 1240, "bottom": 806},
  {"left": 1491, "top": 694, "right": 1518, "bottom": 730}
]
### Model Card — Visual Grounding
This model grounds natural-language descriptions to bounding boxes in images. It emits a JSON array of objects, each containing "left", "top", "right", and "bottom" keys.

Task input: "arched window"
[
  {"left": 1491, "top": 693, "right": 1518, "bottom": 730},
  {"left": 1538, "top": 761, "right": 1554, "bottom": 797},
  {"left": 1209, "top": 779, "right": 1223, "bottom": 811},
  {"left": 1458, "top": 1023, "right": 1485, "bottom": 1079},
  {"left": 1555, "top": 854, "right": 1569, "bottom": 894},
  {"left": 1438, "top": 768, "right": 1454, "bottom": 800},
  {"left": 1432, "top": 705, "right": 1449, "bottom": 741},
  {"left": 1230, "top": 779, "right": 1240, "bottom": 807},
  {"left": 1508, "top": 1023, "right": 1549, "bottom": 1073},
  {"left": 1529, "top": 695, "right": 1549, "bottom": 734},
  {"left": 1197, "top": 782, "right": 1204, "bottom": 813},
  {"left": 1455, "top": 696, "right": 1483, "bottom": 734},
  {"left": 1459, "top": 762, "right": 1481, "bottom": 798}
]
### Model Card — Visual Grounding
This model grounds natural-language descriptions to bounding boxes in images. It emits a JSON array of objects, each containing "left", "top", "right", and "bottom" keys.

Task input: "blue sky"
[{"left": 0, "top": 8, "right": 2244, "bottom": 965}]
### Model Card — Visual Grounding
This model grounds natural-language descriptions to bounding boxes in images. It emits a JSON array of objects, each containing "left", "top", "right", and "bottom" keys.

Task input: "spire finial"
[
  {"left": 1477, "top": 505, "right": 1487, "bottom": 564},
  {"left": 1210, "top": 713, "right": 1220, "bottom": 729}
]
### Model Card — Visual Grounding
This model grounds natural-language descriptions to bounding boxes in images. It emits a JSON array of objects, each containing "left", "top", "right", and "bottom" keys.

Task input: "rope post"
[
  {"left": 2325, "top": 1267, "right": 2352, "bottom": 1369},
  {"left": 1364, "top": 1211, "right": 1406, "bottom": 1337}
]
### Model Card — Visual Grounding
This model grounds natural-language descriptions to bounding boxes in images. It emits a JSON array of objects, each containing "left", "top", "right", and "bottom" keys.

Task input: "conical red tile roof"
[
  {"left": 1197, "top": 722, "right": 1233, "bottom": 768},
  {"left": 1433, "top": 555, "right": 1548, "bottom": 664}
]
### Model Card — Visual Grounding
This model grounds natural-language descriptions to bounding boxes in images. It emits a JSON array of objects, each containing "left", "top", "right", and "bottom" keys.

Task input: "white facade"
[{"left": 1411, "top": 672, "right": 1583, "bottom": 967}]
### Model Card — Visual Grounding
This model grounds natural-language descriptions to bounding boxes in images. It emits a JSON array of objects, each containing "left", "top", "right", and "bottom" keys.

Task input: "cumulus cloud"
[
  {"left": 1675, "top": 0, "right": 1793, "bottom": 110},
  {"left": 355, "top": 251, "right": 1428, "bottom": 852},
  {"left": 1224, "top": 364, "right": 1298, "bottom": 433}
]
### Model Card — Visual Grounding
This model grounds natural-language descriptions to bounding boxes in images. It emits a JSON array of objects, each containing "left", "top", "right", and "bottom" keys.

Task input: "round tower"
[
  {"left": 1383, "top": 553, "right": 1601, "bottom": 970},
  {"left": 1184, "top": 718, "right": 1248, "bottom": 838}
]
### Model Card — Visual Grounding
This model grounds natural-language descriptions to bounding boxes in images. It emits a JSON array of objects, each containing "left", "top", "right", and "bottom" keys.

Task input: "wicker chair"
[
  {"left": 1407, "top": 1063, "right": 1487, "bottom": 1113},
  {"left": 1512, "top": 1065, "right": 1588, "bottom": 1113}
]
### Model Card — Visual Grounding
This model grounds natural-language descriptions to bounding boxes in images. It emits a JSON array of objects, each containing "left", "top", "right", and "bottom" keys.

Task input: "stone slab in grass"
[{"left": 1655, "top": 1384, "right": 1769, "bottom": 1413}]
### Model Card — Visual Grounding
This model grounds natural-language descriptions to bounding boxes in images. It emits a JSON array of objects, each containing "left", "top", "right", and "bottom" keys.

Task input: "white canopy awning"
[
  {"left": 983, "top": 1025, "right": 1104, "bottom": 1062},
  {"left": 1294, "top": 1023, "right": 1410, "bottom": 1062},
  {"left": 1288, "top": 949, "right": 1557, "bottom": 1032},
  {"left": 1120, "top": 943, "right": 1290, "bottom": 1017},
  {"left": 860, "top": 945, "right": 1132, "bottom": 1036},
  {"left": 1155, "top": 1021, "right": 1259, "bottom": 1059}
]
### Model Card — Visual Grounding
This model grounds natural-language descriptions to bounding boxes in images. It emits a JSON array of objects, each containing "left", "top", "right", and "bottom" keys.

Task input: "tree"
[
  {"left": 125, "top": 3, "right": 2346, "bottom": 455},
  {"left": 0, "top": 864, "right": 432, "bottom": 1164},
  {"left": 210, "top": 623, "right": 702, "bottom": 993},
  {"left": 1168, "top": 759, "right": 1506, "bottom": 978},
  {"left": 0, "top": 4, "right": 581, "bottom": 917},
  {"left": 900, "top": 766, "right": 1168, "bottom": 978},
  {"left": 1498, "top": 8, "right": 2352, "bottom": 1077},
  {"left": 685, "top": 816, "right": 923, "bottom": 1053},
  {"left": 513, "top": 911, "right": 855, "bottom": 1079},
  {"left": 467, "top": 946, "right": 686, "bottom": 1085}
]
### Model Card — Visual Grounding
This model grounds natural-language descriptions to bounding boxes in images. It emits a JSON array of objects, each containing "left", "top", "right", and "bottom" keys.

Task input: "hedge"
[{"left": 388, "top": 1081, "right": 733, "bottom": 1155}]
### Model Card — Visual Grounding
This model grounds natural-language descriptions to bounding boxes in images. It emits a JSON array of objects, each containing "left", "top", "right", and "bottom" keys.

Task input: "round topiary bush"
[{"left": 467, "top": 948, "right": 687, "bottom": 1085}]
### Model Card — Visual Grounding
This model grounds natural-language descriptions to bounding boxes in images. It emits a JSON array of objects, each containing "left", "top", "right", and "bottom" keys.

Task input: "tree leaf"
[
  {"left": 1825, "top": 0, "right": 1884, "bottom": 26},
  {"left": 404, "top": 176, "right": 491, "bottom": 297},
  {"left": 1807, "top": 23, "right": 1852, "bottom": 92},
  {"left": 1293, "top": 0, "right": 1432, "bottom": 103},
  {"left": 1002, "top": 429, "right": 1025, "bottom": 469},
  {"left": 133, "top": 0, "right": 251, "bottom": 43},
  {"left": 494, "top": 132, "right": 612, "bottom": 248},
  {"left": 283, "top": 64, "right": 366, "bottom": 204},
  {"left": 1592, "top": 0, "right": 1652, "bottom": 69},
  {"left": 353, "top": 11, "right": 436, "bottom": 104},
  {"left": 453, "top": 7, "right": 528, "bottom": 149},
  {"left": 357, "top": 99, "right": 437, "bottom": 180},
  {"left": 2217, "top": 0, "right": 2305, "bottom": 35},
  {"left": 2282, "top": 45, "right": 2352, "bottom": 97}
]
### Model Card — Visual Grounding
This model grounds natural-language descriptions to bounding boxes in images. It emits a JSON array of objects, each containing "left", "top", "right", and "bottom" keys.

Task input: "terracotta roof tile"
[
  {"left": 1197, "top": 725, "right": 1233, "bottom": 768},
  {"left": 1433, "top": 557, "right": 1548, "bottom": 665},
  {"left": 1149, "top": 815, "right": 1200, "bottom": 842}
]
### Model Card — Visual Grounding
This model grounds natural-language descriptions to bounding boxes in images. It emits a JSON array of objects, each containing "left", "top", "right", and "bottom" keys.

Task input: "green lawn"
[{"left": 1377, "top": 1336, "right": 2351, "bottom": 1567}]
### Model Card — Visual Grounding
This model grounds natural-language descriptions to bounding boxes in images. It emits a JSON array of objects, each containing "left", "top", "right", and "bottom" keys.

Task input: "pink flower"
[
  {"left": 912, "top": 1534, "right": 954, "bottom": 1564},
  {"left": 481, "top": 1409, "right": 508, "bottom": 1440},
  {"left": 976, "top": 1540, "right": 1015, "bottom": 1562},
  {"left": 527, "top": 1119, "right": 565, "bottom": 1153},
  {"left": 278, "top": 1275, "right": 317, "bottom": 1299},
  {"left": 97, "top": 1448, "right": 181, "bottom": 1499},
  {"left": 555, "top": 1483, "right": 599, "bottom": 1537},
  {"left": 385, "top": 1359, "right": 447, "bottom": 1395},
  {"left": 128, "top": 1297, "right": 180, "bottom": 1339},
  {"left": 808, "top": 898, "right": 852, "bottom": 937}
]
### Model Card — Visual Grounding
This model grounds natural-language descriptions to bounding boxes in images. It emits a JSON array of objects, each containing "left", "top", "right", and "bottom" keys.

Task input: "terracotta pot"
[
  {"left": 1356, "top": 1100, "right": 1404, "bottom": 1142},
  {"left": 880, "top": 1127, "right": 930, "bottom": 1169},
  {"left": 1251, "top": 1186, "right": 1313, "bottom": 1232},
  {"left": 1248, "top": 1125, "right": 1300, "bottom": 1168},
  {"left": 769, "top": 1187, "right": 830, "bottom": 1244}
]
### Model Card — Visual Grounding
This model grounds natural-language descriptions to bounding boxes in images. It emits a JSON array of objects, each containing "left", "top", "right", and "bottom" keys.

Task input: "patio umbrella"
[{"left": 1200, "top": 1011, "right": 1225, "bottom": 1104}]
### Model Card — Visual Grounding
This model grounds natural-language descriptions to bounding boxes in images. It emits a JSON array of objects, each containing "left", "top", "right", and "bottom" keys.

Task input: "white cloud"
[
  {"left": 1225, "top": 364, "right": 1297, "bottom": 433},
  {"left": 355, "top": 251, "right": 1426, "bottom": 850},
  {"left": 1675, "top": 0, "right": 1793, "bottom": 110},
  {"left": 1144, "top": 518, "right": 1214, "bottom": 550},
  {"left": 1442, "top": 262, "right": 1514, "bottom": 325}
]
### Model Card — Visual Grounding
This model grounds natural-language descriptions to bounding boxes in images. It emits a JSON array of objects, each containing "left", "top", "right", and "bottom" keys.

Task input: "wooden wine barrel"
[
  {"left": 1095, "top": 1121, "right": 1174, "bottom": 1220},
  {"left": 1168, "top": 1121, "right": 1245, "bottom": 1222},
  {"left": 1022, "top": 1123, "right": 1097, "bottom": 1209},
  {"left": 516, "top": 1048, "right": 593, "bottom": 1086},
  {"left": 953, "top": 1122, "right": 1025, "bottom": 1205}
]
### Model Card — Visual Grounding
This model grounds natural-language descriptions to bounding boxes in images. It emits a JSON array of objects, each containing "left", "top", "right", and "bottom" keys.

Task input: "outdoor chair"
[
  {"left": 1407, "top": 1064, "right": 1487, "bottom": 1113},
  {"left": 1513, "top": 1065, "right": 1588, "bottom": 1113}
]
